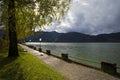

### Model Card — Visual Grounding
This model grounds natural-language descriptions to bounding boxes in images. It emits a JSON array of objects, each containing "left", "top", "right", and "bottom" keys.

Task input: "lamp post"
[
  {"left": 29, "top": 40, "right": 31, "bottom": 45},
  {"left": 39, "top": 38, "right": 42, "bottom": 52},
  {"left": 39, "top": 38, "right": 42, "bottom": 48}
]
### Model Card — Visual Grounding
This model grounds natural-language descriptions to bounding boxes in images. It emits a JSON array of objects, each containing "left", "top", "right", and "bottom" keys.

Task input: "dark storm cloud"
[{"left": 44, "top": 0, "right": 120, "bottom": 35}]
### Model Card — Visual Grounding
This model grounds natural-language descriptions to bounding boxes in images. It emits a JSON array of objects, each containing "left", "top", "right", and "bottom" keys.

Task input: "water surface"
[{"left": 26, "top": 42, "right": 120, "bottom": 68}]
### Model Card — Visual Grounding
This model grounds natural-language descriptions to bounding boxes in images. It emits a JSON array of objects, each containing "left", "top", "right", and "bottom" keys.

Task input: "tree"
[{"left": 0, "top": 0, "right": 71, "bottom": 57}]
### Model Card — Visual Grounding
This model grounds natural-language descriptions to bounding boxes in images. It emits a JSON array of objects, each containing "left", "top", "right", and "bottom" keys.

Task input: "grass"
[{"left": 0, "top": 46, "right": 66, "bottom": 80}]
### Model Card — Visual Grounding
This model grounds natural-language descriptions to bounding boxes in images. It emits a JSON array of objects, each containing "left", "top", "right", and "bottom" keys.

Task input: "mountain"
[
  {"left": 1, "top": 29, "right": 120, "bottom": 42},
  {"left": 96, "top": 32, "right": 120, "bottom": 42},
  {"left": 25, "top": 31, "right": 120, "bottom": 42},
  {"left": 54, "top": 32, "right": 94, "bottom": 42},
  {"left": 25, "top": 31, "right": 61, "bottom": 42}
]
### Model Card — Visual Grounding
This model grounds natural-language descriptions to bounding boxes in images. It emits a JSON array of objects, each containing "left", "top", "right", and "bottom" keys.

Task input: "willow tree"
[{"left": 0, "top": 0, "right": 71, "bottom": 57}]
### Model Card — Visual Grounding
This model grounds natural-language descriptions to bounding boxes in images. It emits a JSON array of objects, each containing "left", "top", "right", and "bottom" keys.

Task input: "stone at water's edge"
[
  {"left": 101, "top": 62, "right": 117, "bottom": 74},
  {"left": 46, "top": 50, "right": 51, "bottom": 55},
  {"left": 61, "top": 53, "right": 69, "bottom": 61},
  {"left": 39, "top": 48, "right": 42, "bottom": 52}
]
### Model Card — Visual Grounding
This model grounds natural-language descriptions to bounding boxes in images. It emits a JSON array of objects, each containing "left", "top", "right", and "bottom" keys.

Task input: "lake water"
[{"left": 26, "top": 42, "right": 120, "bottom": 69}]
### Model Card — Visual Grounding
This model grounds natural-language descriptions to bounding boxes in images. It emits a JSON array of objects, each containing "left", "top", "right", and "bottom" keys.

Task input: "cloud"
[{"left": 44, "top": 0, "right": 120, "bottom": 35}]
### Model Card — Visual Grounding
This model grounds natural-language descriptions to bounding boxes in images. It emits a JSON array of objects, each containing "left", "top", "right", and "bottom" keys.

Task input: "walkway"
[{"left": 19, "top": 44, "right": 120, "bottom": 80}]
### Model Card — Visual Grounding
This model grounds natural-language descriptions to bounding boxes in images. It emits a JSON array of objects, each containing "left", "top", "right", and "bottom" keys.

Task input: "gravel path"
[{"left": 19, "top": 44, "right": 120, "bottom": 80}]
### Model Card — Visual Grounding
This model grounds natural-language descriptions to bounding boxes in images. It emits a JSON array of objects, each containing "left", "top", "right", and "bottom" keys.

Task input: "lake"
[{"left": 26, "top": 42, "right": 120, "bottom": 69}]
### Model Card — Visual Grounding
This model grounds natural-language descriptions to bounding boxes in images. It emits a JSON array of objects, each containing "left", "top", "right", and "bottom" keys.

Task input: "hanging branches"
[{"left": 0, "top": 0, "right": 71, "bottom": 39}]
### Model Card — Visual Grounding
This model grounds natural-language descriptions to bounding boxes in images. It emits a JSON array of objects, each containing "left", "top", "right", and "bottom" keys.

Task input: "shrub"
[{"left": 0, "top": 38, "right": 8, "bottom": 50}]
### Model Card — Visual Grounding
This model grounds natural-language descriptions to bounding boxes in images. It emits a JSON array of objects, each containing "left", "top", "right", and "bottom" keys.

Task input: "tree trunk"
[{"left": 8, "top": 0, "right": 19, "bottom": 57}]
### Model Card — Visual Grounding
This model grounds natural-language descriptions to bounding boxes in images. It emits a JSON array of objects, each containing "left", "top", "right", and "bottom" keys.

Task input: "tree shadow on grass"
[{"left": 0, "top": 56, "right": 25, "bottom": 80}]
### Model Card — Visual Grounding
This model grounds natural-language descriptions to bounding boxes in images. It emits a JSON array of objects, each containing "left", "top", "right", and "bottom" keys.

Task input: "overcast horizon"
[{"left": 43, "top": 0, "right": 120, "bottom": 35}]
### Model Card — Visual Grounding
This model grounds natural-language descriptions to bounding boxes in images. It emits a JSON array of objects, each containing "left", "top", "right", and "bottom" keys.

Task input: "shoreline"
[
  {"left": 19, "top": 44, "right": 120, "bottom": 80},
  {"left": 25, "top": 43, "right": 120, "bottom": 73}
]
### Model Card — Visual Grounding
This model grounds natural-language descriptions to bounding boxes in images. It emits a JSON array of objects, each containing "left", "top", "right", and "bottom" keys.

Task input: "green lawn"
[{"left": 0, "top": 47, "right": 66, "bottom": 80}]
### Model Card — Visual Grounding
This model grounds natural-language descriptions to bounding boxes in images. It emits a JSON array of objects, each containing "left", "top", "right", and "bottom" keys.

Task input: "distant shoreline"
[{"left": 22, "top": 32, "right": 120, "bottom": 43}]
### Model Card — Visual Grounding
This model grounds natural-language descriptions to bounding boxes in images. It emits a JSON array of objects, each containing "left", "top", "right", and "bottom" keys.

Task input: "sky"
[{"left": 43, "top": 0, "right": 120, "bottom": 35}]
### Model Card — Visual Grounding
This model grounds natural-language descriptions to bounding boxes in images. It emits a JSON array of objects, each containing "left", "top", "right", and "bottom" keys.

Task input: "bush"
[{"left": 0, "top": 38, "right": 8, "bottom": 50}]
